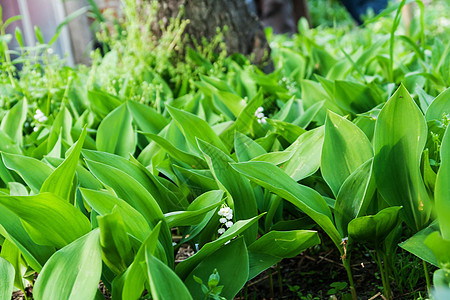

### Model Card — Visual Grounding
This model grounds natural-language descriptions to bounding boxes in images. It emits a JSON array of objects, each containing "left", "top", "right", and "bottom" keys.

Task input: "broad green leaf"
[
  {"left": 97, "top": 103, "right": 135, "bottom": 157},
  {"left": 283, "top": 126, "right": 324, "bottom": 181},
  {"left": 250, "top": 151, "right": 294, "bottom": 165},
  {"left": 2, "top": 152, "right": 53, "bottom": 193},
  {"left": 85, "top": 159, "right": 163, "bottom": 223},
  {"left": 321, "top": 111, "right": 373, "bottom": 196},
  {"left": 84, "top": 160, "right": 173, "bottom": 266},
  {"left": 374, "top": 84, "right": 430, "bottom": 231},
  {"left": 83, "top": 150, "right": 183, "bottom": 212},
  {"left": 234, "top": 132, "right": 266, "bottom": 162},
  {"left": 47, "top": 106, "right": 73, "bottom": 152},
  {"left": 115, "top": 222, "right": 162, "bottom": 299},
  {"left": 301, "top": 79, "right": 343, "bottom": 124},
  {"left": 34, "top": 230, "right": 102, "bottom": 300},
  {"left": 435, "top": 127, "right": 450, "bottom": 239},
  {"left": 145, "top": 250, "right": 193, "bottom": 300},
  {"left": 165, "top": 190, "right": 223, "bottom": 227},
  {"left": 247, "top": 230, "right": 320, "bottom": 280},
  {"left": 167, "top": 105, "right": 227, "bottom": 154},
  {"left": 127, "top": 100, "right": 168, "bottom": 134},
  {"left": 248, "top": 230, "right": 320, "bottom": 258},
  {"left": 425, "top": 87, "right": 450, "bottom": 122},
  {"left": 197, "top": 139, "right": 258, "bottom": 244},
  {"left": 0, "top": 257, "right": 14, "bottom": 300},
  {"left": 220, "top": 91, "right": 264, "bottom": 149},
  {"left": 230, "top": 162, "right": 341, "bottom": 248},
  {"left": 399, "top": 220, "right": 439, "bottom": 267},
  {"left": 348, "top": 206, "right": 402, "bottom": 248},
  {"left": 267, "top": 119, "right": 306, "bottom": 144},
  {"left": 425, "top": 232, "right": 450, "bottom": 270},
  {"left": 184, "top": 237, "right": 247, "bottom": 300},
  {"left": 0, "top": 98, "right": 27, "bottom": 146},
  {"left": 40, "top": 128, "right": 86, "bottom": 201},
  {"left": 142, "top": 132, "right": 207, "bottom": 169},
  {"left": 0, "top": 239, "right": 25, "bottom": 292},
  {"left": 176, "top": 215, "right": 262, "bottom": 280},
  {"left": 87, "top": 88, "right": 122, "bottom": 118},
  {"left": 0, "top": 205, "right": 54, "bottom": 272},
  {"left": 0, "top": 130, "right": 22, "bottom": 154},
  {"left": 335, "top": 158, "right": 375, "bottom": 237},
  {"left": 173, "top": 166, "right": 219, "bottom": 193},
  {"left": 80, "top": 188, "right": 150, "bottom": 242},
  {"left": 293, "top": 100, "right": 325, "bottom": 129},
  {"left": 0, "top": 193, "right": 91, "bottom": 248},
  {"left": 97, "top": 207, "right": 133, "bottom": 274},
  {"left": 43, "top": 156, "right": 103, "bottom": 190},
  {"left": 333, "top": 80, "right": 381, "bottom": 114}
]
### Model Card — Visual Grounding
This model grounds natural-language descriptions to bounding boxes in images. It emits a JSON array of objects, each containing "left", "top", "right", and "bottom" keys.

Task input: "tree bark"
[{"left": 156, "top": 0, "right": 271, "bottom": 67}]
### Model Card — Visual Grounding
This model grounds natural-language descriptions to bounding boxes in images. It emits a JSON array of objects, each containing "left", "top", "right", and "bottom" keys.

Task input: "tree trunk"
[{"left": 156, "top": 0, "right": 271, "bottom": 67}]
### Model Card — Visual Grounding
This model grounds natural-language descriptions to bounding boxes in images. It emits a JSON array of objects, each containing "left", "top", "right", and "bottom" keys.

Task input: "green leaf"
[
  {"left": 34, "top": 230, "right": 102, "bottom": 300},
  {"left": 248, "top": 230, "right": 320, "bottom": 258},
  {"left": 220, "top": 91, "right": 264, "bottom": 149},
  {"left": 127, "top": 100, "right": 168, "bottom": 134},
  {"left": 84, "top": 160, "right": 173, "bottom": 266},
  {"left": 0, "top": 239, "right": 25, "bottom": 292},
  {"left": 97, "top": 207, "right": 133, "bottom": 274},
  {"left": 0, "top": 257, "right": 14, "bottom": 300},
  {"left": 40, "top": 128, "right": 86, "bottom": 201},
  {"left": 334, "top": 158, "right": 375, "bottom": 237},
  {"left": 113, "top": 222, "right": 162, "bottom": 299},
  {"left": 425, "top": 232, "right": 450, "bottom": 270},
  {"left": 321, "top": 111, "right": 373, "bottom": 196},
  {"left": 145, "top": 249, "right": 193, "bottom": 300},
  {"left": 184, "top": 237, "right": 248, "bottom": 300},
  {"left": 0, "top": 130, "right": 22, "bottom": 155},
  {"left": 234, "top": 132, "right": 266, "bottom": 162},
  {"left": 399, "top": 220, "right": 439, "bottom": 267},
  {"left": 80, "top": 188, "right": 150, "bottom": 242},
  {"left": 435, "top": 127, "right": 450, "bottom": 239},
  {"left": 373, "top": 84, "right": 430, "bottom": 231},
  {"left": 230, "top": 161, "right": 341, "bottom": 248},
  {"left": 425, "top": 87, "right": 450, "bottom": 122},
  {"left": 176, "top": 215, "right": 263, "bottom": 280},
  {"left": 197, "top": 139, "right": 258, "bottom": 244},
  {"left": 282, "top": 126, "right": 324, "bottom": 181},
  {"left": 87, "top": 88, "right": 122, "bottom": 118},
  {"left": 267, "top": 119, "right": 306, "bottom": 144},
  {"left": 0, "top": 193, "right": 91, "bottom": 248},
  {"left": 97, "top": 103, "right": 135, "bottom": 157},
  {"left": 348, "top": 206, "right": 402, "bottom": 248},
  {"left": 0, "top": 205, "right": 54, "bottom": 272},
  {"left": 1, "top": 152, "right": 53, "bottom": 193},
  {"left": 47, "top": 106, "right": 73, "bottom": 152},
  {"left": 333, "top": 80, "right": 381, "bottom": 114},
  {"left": 167, "top": 105, "right": 227, "bottom": 154},
  {"left": 85, "top": 159, "right": 164, "bottom": 223},
  {"left": 83, "top": 149, "right": 184, "bottom": 212},
  {"left": 142, "top": 132, "right": 208, "bottom": 169},
  {"left": 165, "top": 190, "right": 223, "bottom": 227},
  {"left": 0, "top": 98, "right": 27, "bottom": 147}
]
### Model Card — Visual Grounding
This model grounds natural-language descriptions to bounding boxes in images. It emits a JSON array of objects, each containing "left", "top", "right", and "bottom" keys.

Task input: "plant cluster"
[{"left": 0, "top": 0, "right": 449, "bottom": 299}]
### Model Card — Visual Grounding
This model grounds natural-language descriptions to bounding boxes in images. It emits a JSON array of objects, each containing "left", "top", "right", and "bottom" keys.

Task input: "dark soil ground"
[{"left": 11, "top": 232, "right": 432, "bottom": 300}]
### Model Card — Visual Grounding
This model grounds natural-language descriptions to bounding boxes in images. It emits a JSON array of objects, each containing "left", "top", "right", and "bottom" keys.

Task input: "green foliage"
[{"left": 0, "top": 1, "right": 449, "bottom": 299}]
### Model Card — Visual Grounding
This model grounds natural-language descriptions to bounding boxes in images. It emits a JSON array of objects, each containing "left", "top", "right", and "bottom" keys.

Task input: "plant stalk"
[
  {"left": 342, "top": 257, "right": 357, "bottom": 300},
  {"left": 422, "top": 260, "right": 431, "bottom": 293},
  {"left": 268, "top": 267, "right": 274, "bottom": 299},
  {"left": 375, "top": 250, "right": 392, "bottom": 300}
]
